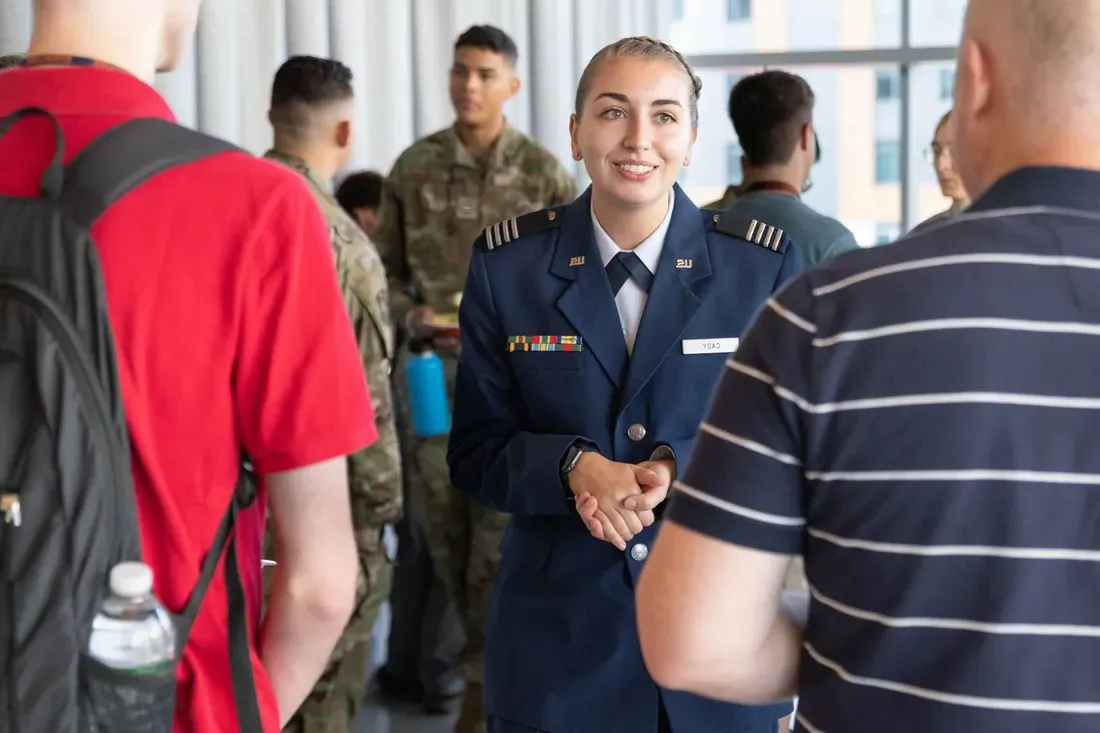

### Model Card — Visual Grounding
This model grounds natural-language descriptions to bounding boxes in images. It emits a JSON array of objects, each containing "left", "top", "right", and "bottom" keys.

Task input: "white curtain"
[{"left": 0, "top": 0, "right": 661, "bottom": 182}]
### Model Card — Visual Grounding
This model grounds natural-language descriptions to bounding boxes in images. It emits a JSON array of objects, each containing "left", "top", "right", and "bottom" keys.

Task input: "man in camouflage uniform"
[
  {"left": 374, "top": 25, "right": 575, "bottom": 733},
  {"left": 264, "top": 56, "right": 401, "bottom": 733}
]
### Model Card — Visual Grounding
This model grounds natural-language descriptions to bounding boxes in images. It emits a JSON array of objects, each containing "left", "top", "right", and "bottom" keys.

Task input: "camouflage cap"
[{"left": 0, "top": 54, "right": 25, "bottom": 70}]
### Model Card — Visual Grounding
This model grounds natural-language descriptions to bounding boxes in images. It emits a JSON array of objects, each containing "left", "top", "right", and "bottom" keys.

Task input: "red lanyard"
[
  {"left": 21, "top": 55, "right": 126, "bottom": 73},
  {"left": 745, "top": 181, "right": 801, "bottom": 198}
]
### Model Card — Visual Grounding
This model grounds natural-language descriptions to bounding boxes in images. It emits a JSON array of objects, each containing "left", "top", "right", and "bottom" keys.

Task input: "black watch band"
[{"left": 562, "top": 441, "right": 597, "bottom": 476}]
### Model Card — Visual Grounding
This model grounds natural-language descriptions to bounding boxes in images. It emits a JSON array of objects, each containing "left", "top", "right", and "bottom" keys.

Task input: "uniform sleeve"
[
  {"left": 446, "top": 243, "right": 584, "bottom": 516},
  {"left": 346, "top": 264, "right": 403, "bottom": 527},
  {"left": 660, "top": 241, "right": 802, "bottom": 481},
  {"left": 234, "top": 178, "right": 377, "bottom": 475},
  {"left": 372, "top": 163, "right": 418, "bottom": 325},
  {"left": 665, "top": 260, "right": 813, "bottom": 556}
]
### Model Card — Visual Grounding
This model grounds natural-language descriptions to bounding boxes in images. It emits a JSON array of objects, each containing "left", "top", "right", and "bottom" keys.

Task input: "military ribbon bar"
[{"left": 507, "top": 335, "right": 583, "bottom": 352}]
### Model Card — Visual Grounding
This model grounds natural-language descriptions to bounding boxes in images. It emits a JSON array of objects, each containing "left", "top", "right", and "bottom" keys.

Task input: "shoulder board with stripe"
[
  {"left": 482, "top": 207, "right": 564, "bottom": 252},
  {"left": 709, "top": 210, "right": 790, "bottom": 254}
]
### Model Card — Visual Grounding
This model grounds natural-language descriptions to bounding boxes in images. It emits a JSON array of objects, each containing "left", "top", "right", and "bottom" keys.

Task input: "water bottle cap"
[{"left": 109, "top": 562, "right": 154, "bottom": 598}]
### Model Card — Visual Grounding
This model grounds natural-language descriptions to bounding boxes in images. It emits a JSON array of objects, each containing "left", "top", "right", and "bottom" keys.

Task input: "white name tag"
[{"left": 682, "top": 338, "right": 739, "bottom": 355}]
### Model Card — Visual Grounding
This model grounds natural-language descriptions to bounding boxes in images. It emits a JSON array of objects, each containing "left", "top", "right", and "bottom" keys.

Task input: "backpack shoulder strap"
[
  {"left": 175, "top": 462, "right": 263, "bottom": 732},
  {"left": 59, "top": 118, "right": 239, "bottom": 230}
]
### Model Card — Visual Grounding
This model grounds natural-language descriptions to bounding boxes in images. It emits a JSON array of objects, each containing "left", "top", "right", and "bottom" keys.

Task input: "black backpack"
[{"left": 0, "top": 109, "right": 263, "bottom": 733}]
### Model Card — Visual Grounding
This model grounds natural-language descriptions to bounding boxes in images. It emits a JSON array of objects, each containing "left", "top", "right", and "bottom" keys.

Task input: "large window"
[
  {"left": 669, "top": 0, "right": 903, "bottom": 54},
  {"left": 666, "top": 0, "right": 963, "bottom": 240},
  {"left": 909, "top": 0, "right": 968, "bottom": 47}
]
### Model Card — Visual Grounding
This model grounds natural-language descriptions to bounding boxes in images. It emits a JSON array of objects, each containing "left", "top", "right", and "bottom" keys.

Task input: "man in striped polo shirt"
[{"left": 636, "top": 1, "right": 1100, "bottom": 731}]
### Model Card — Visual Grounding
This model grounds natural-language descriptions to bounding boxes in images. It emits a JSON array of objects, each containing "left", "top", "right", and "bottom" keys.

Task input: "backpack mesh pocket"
[{"left": 82, "top": 653, "right": 177, "bottom": 733}]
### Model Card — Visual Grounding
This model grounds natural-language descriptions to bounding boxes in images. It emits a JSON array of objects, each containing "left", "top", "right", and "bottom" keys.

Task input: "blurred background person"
[
  {"left": 911, "top": 109, "right": 971, "bottom": 232},
  {"left": 337, "top": 170, "right": 385, "bottom": 240},
  {"left": 722, "top": 71, "right": 858, "bottom": 269}
]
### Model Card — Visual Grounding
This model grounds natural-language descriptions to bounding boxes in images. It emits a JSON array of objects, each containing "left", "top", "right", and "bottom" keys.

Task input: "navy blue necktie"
[{"left": 606, "top": 252, "right": 653, "bottom": 295}]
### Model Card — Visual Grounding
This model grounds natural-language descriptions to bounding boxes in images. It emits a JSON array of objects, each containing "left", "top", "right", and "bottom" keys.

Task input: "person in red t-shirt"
[{"left": 0, "top": 1, "right": 375, "bottom": 730}]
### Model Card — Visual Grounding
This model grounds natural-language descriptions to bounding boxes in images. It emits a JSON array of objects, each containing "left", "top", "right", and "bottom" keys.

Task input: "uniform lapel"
[
  {"left": 619, "top": 185, "right": 713, "bottom": 411},
  {"left": 551, "top": 188, "right": 628, "bottom": 388}
]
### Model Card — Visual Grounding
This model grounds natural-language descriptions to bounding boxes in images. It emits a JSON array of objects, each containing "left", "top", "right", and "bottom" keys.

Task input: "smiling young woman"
[
  {"left": 569, "top": 38, "right": 701, "bottom": 251},
  {"left": 445, "top": 35, "right": 801, "bottom": 733}
]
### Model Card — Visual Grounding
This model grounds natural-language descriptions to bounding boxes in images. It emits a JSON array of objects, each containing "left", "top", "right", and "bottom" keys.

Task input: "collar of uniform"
[
  {"left": 263, "top": 149, "right": 331, "bottom": 193},
  {"left": 447, "top": 122, "right": 520, "bottom": 170},
  {"left": 0, "top": 65, "right": 174, "bottom": 121},
  {"left": 968, "top": 165, "right": 1100, "bottom": 214},
  {"left": 590, "top": 189, "right": 675, "bottom": 275}
]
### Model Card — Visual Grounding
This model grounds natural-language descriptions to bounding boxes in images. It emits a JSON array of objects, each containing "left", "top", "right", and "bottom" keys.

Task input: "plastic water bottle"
[
  {"left": 87, "top": 562, "right": 176, "bottom": 672},
  {"left": 406, "top": 341, "right": 451, "bottom": 437}
]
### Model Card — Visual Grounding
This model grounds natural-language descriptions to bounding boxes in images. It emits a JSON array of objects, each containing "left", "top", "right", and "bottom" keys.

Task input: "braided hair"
[{"left": 574, "top": 36, "right": 702, "bottom": 126}]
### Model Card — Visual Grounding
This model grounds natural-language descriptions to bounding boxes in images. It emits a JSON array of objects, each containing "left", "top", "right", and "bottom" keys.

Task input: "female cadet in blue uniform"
[{"left": 447, "top": 36, "right": 800, "bottom": 733}]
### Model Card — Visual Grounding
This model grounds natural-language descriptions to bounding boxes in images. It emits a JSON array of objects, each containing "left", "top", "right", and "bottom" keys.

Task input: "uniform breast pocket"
[
  {"left": 418, "top": 184, "right": 450, "bottom": 214},
  {"left": 508, "top": 350, "right": 586, "bottom": 371}
]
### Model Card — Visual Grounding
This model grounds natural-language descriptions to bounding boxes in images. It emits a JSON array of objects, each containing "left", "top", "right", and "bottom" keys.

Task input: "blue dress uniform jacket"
[{"left": 447, "top": 185, "right": 800, "bottom": 733}]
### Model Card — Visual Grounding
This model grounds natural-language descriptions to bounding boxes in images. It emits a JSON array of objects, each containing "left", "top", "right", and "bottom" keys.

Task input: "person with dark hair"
[
  {"left": 714, "top": 70, "right": 857, "bottom": 269},
  {"left": 264, "top": 55, "right": 402, "bottom": 733},
  {"left": 336, "top": 170, "right": 384, "bottom": 238},
  {"left": 0, "top": 53, "right": 24, "bottom": 70},
  {"left": 455, "top": 24, "right": 519, "bottom": 67},
  {"left": 374, "top": 23, "right": 575, "bottom": 733}
]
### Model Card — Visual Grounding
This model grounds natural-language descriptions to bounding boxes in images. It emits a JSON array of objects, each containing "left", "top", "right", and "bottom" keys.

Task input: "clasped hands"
[{"left": 569, "top": 451, "right": 675, "bottom": 550}]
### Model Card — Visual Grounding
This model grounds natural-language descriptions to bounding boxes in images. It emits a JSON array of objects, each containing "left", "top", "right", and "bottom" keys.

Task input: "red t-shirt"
[{"left": 0, "top": 66, "right": 377, "bottom": 732}]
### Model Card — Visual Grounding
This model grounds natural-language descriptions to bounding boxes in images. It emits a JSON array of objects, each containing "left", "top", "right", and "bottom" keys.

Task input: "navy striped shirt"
[{"left": 668, "top": 167, "right": 1100, "bottom": 733}]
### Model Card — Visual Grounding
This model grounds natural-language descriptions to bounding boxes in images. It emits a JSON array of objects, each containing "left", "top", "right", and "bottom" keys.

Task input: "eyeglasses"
[{"left": 924, "top": 144, "right": 952, "bottom": 164}]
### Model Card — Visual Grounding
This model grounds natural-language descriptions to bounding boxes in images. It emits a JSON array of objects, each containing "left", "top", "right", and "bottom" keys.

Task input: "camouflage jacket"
[
  {"left": 263, "top": 150, "right": 403, "bottom": 529},
  {"left": 702, "top": 182, "right": 752, "bottom": 211},
  {"left": 374, "top": 125, "right": 576, "bottom": 324}
]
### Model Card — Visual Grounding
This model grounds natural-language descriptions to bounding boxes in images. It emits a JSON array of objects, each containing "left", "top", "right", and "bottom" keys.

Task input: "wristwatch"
[{"left": 561, "top": 441, "right": 598, "bottom": 476}]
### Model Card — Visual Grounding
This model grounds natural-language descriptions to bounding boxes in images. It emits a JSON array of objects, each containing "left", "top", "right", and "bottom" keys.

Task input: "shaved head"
[{"left": 953, "top": 0, "right": 1100, "bottom": 198}]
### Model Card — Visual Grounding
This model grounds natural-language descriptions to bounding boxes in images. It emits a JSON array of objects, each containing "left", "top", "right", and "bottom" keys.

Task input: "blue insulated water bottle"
[{"left": 406, "top": 340, "right": 452, "bottom": 437}]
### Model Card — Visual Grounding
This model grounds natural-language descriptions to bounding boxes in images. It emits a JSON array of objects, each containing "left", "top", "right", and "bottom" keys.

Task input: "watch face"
[{"left": 566, "top": 446, "right": 585, "bottom": 472}]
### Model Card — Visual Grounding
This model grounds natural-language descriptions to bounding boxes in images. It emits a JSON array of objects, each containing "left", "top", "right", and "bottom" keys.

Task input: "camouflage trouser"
[
  {"left": 412, "top": 433, "right": 510, "bottom": 689},
  {"left": 262, "top": 526, "right": 392, "bottom": 733}
]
